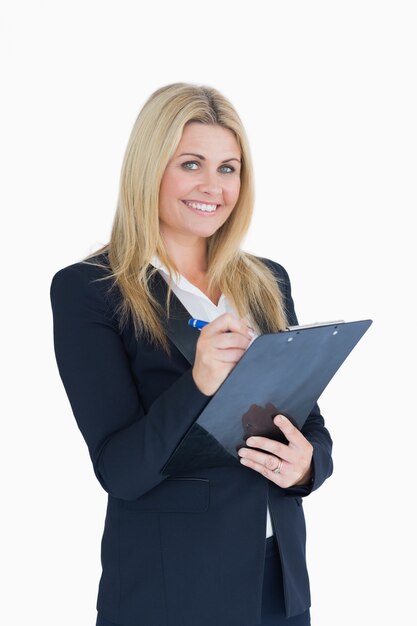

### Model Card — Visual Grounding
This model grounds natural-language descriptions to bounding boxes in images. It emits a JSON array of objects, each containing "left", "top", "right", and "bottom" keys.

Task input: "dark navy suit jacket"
[{"left": 50, "top": 252, "right": 333, "bottom": 626}]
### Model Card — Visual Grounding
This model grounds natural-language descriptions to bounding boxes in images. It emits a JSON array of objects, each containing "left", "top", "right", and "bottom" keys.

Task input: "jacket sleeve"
[
  {"left": 262, "top": 258, "right": 334, "bottom": 497},
  {"left": 50, "top": 264, "right": 211, "bottom": 501}
]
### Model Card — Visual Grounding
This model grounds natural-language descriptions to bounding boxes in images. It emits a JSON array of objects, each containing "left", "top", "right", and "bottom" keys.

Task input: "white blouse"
[{"left": 151, "top": 256, "right": 274, "bottom": 538}]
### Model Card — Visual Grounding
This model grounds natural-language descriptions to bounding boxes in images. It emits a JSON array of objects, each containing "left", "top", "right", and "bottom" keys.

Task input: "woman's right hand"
[{"left": 192, "top": 313, "right": 255, "bottom": 396}]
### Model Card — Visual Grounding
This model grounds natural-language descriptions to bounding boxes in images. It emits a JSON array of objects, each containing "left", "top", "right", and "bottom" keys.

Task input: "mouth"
[{"left": 182, "top": 200, "right": 220, "bottom": 214}]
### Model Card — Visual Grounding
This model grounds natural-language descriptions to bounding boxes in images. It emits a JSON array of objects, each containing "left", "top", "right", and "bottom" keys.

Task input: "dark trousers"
[{"left": 96, "top": 536, "right": 311, "bottom": 626}]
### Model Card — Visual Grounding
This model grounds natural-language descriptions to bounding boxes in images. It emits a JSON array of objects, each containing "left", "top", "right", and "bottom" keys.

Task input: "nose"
[{"left": 196, "top": 169, "right": 222, "bottom": 196}]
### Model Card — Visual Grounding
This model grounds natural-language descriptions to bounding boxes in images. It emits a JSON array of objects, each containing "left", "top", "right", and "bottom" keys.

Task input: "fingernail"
[
  {"left": 274, "top": 415, "right": 284, "bottom": 423},
  {"left": 246, "top": 437, "right": 256, "bottom": 445}
]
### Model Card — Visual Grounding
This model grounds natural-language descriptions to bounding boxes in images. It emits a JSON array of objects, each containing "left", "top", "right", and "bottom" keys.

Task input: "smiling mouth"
[{"left": 182, "top": 200, "right": 219, "bottom": 213}]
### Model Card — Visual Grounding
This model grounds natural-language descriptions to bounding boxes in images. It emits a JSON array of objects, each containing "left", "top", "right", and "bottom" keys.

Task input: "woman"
[{"left": 50, "top": 82, "right": 333, "bottom": 626}]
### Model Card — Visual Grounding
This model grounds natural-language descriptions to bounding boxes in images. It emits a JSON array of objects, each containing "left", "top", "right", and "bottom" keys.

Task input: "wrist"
[
  {"left": 295, "top": 464, "right": 313, "bottom": 486},
  {"left": 191, "top": 367, "right": 213, "bottom": 397}
]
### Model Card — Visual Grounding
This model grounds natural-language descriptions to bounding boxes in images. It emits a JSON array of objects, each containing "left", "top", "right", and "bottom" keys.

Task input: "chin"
[{"left": 196, "top": 222, "right": 227, "bottom": 237}]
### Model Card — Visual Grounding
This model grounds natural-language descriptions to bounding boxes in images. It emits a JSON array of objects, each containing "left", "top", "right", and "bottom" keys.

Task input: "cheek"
[
  {"left": 225, "top": 179, "right": 241, "bottom": 205},
  {"left": 160, "top": 169, "right": 187, "bottom": 201},
  {"left": 159, "top": 179, "right": 174, "bottom": 203}
]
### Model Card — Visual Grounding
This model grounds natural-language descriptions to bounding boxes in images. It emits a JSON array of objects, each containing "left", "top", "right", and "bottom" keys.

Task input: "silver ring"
[{"left": 273, "top": 457, "right": 283, "bottom": 474}]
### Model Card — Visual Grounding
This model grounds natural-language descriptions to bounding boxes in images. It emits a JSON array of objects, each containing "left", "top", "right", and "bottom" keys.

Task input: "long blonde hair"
[{"left": 83, "top": 82, "right": 288, "bottom": 351}]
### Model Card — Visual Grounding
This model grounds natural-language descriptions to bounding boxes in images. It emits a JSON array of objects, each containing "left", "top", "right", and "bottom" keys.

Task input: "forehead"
[{"left": 175, "top": 122, "right": 240, "bottom": 155}]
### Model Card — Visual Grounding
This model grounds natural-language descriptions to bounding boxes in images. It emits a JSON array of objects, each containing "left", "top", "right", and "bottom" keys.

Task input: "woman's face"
[{"left": 159, "top": 122, "right": 241, "bottom": 248}]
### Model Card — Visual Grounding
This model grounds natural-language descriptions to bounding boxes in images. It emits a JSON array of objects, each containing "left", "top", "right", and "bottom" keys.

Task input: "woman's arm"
[{"left": 50, "top": 263, "right": 211, "bottom": 501}]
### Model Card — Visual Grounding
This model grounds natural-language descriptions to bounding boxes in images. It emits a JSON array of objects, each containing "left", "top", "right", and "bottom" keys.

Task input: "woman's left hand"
[{"left": 237, "top": 414, "right": 313, "bottom": 488}]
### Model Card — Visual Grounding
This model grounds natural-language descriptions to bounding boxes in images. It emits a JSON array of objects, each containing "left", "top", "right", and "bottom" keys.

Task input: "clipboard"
[{"left": 161, "top": 318, "right": 372, "bottom": 475}]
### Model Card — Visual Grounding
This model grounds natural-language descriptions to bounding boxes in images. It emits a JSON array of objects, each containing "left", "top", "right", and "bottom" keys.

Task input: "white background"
[{"left": 1, "top": 1, "right": 416, "bottom": 624}]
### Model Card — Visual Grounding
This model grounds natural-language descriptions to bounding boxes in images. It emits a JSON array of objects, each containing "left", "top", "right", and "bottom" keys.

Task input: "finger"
[
  {"left": 242, "top": 436, "right": 296, "bottom": 464},
  {"left": 241, "top": 316, "right": 256, "bottom": 332},
  {"left": 214, "top": 331, "right": 252, "bottom": 351},
  {"left": 272, "top": 416, "right": 314, "bottom": 475},
  {"left": 237, "top": 446, "right": 292, "bottom": 470},
  {"left": 202, "top": 313, "right": 255, "bottom": 340},
  {"left": 239, "top": 455, "right": 287, "bottom": 483},
  {"left": 214, "top": 348, "right": 248, "bottom": 363},
  {"left": 272, "top": 414, "right": 305, "bottom": 447}
]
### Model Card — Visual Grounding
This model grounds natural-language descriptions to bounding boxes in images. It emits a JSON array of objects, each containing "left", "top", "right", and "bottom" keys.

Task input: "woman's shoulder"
[
  {"left": 51, "top": 251, "right": 111, "bottom": 283},
  {"left": 50, "top": 251, "right": 119, "bottom": 313}
]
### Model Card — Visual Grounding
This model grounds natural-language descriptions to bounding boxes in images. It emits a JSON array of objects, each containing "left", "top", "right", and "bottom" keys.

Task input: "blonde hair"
[{"left": 83, "top": 82, "right": 288, "bottom": 351}]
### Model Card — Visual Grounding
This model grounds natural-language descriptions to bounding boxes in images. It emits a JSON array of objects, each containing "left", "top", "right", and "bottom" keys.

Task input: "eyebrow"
[{"left": 178, "top": 152, "right": 241, "bottom": 164}]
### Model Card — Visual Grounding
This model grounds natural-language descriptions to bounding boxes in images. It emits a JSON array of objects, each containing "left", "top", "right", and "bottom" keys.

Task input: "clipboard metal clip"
[{"left": 285, "top": 320, "right": 345, "bottom": 332}]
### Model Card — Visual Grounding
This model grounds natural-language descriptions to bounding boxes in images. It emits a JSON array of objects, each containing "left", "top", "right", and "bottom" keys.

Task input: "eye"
[
  {"left": 182, "top": 161, "right": 199, "bottom": 170},
  {"left": 219, "top": 164, "right": 235, "bottom": 174}
]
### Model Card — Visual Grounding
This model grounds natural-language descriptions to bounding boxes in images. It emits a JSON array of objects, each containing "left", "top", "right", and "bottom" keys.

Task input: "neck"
[
  {"left": 161, "top": 234, "right": 209, "bottom": 276},
  {"left": 159, "top": 233, "right": 221, "bottom": 304}
]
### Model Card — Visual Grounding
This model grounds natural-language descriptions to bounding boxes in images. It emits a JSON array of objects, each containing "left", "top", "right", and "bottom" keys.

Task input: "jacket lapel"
[{"left": 150, "top": 272, "right": 199, "bottom": 365}]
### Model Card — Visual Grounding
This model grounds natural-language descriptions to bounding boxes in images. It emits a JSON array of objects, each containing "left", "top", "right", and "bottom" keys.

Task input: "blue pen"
[{"left": 188, "top": 318, "right": 209, "bottom": 330}]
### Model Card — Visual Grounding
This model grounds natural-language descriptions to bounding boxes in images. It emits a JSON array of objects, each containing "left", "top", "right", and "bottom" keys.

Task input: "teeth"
[{"left": 184, "top": 201, "right": 218, "bottom": 212}]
